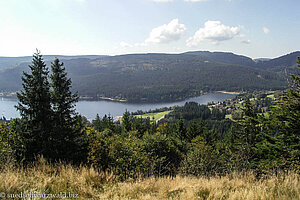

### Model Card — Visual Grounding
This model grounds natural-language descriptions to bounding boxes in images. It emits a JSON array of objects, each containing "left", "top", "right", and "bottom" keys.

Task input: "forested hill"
[
  {"left": 183, "top": 51, "right": 257, "bottom": 67},
  {"left": 0, "top": 55, "right": 107, "bottom": 69},
  {"left": 0, "top": 51, "right": 299, "bottom": 102},
  {"left": 258, "top": 51, "right": 300, "bottom": 72}
]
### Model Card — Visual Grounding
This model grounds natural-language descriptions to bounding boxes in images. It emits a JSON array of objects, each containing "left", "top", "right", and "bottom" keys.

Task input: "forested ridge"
[{"left": 1, "top": 51, "right": 299, "bottom": 102}]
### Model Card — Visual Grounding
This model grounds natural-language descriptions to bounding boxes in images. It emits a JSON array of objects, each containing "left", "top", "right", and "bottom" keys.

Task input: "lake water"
[{"left": 0, "top": 93, "right": 235, "bottom": 121}]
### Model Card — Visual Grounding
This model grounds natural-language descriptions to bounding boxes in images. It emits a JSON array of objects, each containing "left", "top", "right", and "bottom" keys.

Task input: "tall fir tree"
[
  {"left": 230, "top": 98, "right": 260, "bottom": 170},
  {"left": 122, "top": 110, "right": 131, "bottom": 132},
  {"left": 272, "top": 57, "right": 300, "bottom": 169},
  {"left": 175, "top": 115, "right": 186, "bottom": 142},
  {"left": 50, "top": 58, "right": 86, "bottom": 163},
  {"left": 15, "top": 50, "right": 53, "bottom": 161}
]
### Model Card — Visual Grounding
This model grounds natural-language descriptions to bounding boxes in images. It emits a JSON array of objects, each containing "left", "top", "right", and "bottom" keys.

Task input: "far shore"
[
  {"left": 98, "top": 97, "right": 128, "bottom": 102},
  {"left": 2, "top": 92, "right": 237, "bottom": 103},
  {"left": 215, "top": 91, "right": 241, "bottom": 95}
]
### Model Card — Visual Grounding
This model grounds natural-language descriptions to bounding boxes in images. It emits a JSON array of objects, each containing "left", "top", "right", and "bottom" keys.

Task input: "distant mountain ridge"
[
  {"left": 0, "top": 55, "right": 107, "bottom": 69},
  {"left": 258, "top": 51, "right": 300, "bottom": 71},
  {"left": 182, "top": 51, "right": 257, "bottom": 67},
  {"left": 0, "top": 51, "right": 298, "bottom": 102}
]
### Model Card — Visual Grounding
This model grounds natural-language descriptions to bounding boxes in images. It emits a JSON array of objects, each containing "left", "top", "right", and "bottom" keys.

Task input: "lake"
[{"left": 0, "top": 93, "right": 235, "bottom": 121}]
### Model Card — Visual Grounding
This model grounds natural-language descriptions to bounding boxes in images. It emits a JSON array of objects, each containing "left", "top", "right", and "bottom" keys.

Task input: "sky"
[{"left": 0, "top": 0, "right": 299, "bottom": 58}]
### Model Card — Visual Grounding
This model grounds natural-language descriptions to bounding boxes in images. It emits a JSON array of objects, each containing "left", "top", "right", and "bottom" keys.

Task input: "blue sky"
[{"left": 0, "top": 0, "right": 299, "bottom": 58}]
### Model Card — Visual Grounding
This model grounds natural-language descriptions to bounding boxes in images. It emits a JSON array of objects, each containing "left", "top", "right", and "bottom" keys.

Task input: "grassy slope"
[
  {"left": 1, "top": 160, "right": 299, "bottom": 200},
  {"left": 134, "top": 110, "right": 172, "bottom": 122}
]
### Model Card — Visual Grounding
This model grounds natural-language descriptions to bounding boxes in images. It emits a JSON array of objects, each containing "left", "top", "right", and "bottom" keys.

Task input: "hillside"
[
  {"left": 65, "top": 53, "right": 286, "bottom": 102},
  {"left": 258, "top": 51, "right": 300, "bottom": 72},
  {"left": 0, "top": 51, "right": 298, "bottom": 102},
  {"left": 0, "top": 55, "right": 107, "bottom": 69},
  {"left": 183, "top": 51, "right": 257, "bottom": 67}
]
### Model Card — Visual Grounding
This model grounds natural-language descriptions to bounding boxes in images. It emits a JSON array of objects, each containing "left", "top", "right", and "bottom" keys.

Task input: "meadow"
[
  {"left": 134, "top": 110, "right": 172, "bottom": 122},
  {"left": 1, "top": 158, "right": 299, "bottom": 200}
]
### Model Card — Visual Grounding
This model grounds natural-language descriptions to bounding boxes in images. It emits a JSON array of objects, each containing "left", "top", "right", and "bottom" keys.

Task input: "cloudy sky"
[{"left": 0, "top": 0, "right": 299, "bottom": 58}]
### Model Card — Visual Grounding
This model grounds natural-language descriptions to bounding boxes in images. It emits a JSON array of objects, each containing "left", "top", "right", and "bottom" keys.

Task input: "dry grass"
[
  {"left": 101, "top": 172, "right": 300, "bottom": 200},
  {"left": 0, "top": 157, "right": 116, "bottom": 199},
  {"left": 1, "top": 159, "right": 299, "bottom": 200}
]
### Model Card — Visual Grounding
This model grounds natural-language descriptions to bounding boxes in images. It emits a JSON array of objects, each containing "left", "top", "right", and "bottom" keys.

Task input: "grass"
[
  {"left": 134, "top": 110, "right": 172, "bottom": 122},
  {"left": 1, "top": 159, "right": 299, "bottom": 200},
  {"left": 0, "top": 158, "right": 116, "bottom": 199}
]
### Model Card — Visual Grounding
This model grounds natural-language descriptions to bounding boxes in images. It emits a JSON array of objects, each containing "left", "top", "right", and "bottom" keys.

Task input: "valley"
[{"left": 1, "top": 51, "right": 299, "bottom": 103}]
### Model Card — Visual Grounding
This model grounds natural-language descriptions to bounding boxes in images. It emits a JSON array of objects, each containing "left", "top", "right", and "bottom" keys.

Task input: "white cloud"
[
  {"left": 152, "top": 0, "right": 173, "bottom": 2},
  {"left": 145, "top": 19, "right": 186, "bottom": 44},
  {"left": 186, "top": 21, "right": 241, "bottom": 46},
  {"left": 263, "top": 27, "right": 270, "bottom": 34},
  {"left": 241, "top": 39, "right": 251, "bottom": 44}
]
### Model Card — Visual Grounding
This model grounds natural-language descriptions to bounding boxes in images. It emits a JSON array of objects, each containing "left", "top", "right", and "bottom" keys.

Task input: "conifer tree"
[
  {"left": 15, "top": 50, "right": 53, "bottom": 161},
  {"left": 272, "top": 57, "right": 300, "bottom": 169},
  {"left": 175, "top": 116, "right": 186, "bottom": 142},
  {"left": 230, "top": 98, "right": 260, "bottom": 169},
  {"left": 92, "top": 114, "right": 102, "bottom": 131},
  {"left": 122, "top": 110, "right": 131, "bottom": 132},
  {"left": 50, "top": 58, "right": 86, "bottom": 162}
]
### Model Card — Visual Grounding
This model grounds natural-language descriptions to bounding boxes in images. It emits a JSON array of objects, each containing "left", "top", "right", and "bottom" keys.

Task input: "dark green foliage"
[
  {"left": 186, "top": 120, "right": 203, "bottom": 142},
  {"left": 122, "top": 110, "right": 132, "bottom": 132},
  {"left": 50, "top": 58, "right": 87, "bottom": 163},
  {"left": 142, "top": 132, "right": 183, "bottom": 176},
  {"left": 175, "top": 116, "right": 186, "bottom": 142},
  {"left": 131, "top": 117, "right": 152, "bottom": 137},
  {"left": 15, "top": 51, "right": 53, "bottom": 162},
  {"left": 167, "top": 102, "right": 225, "bottom": 121},
  {"left": 230, "top": 98, "right": 261, "bottom": 169},
  {"left": 92, "top": 114, "right": 102, "bottom": 131},
  {"left": 0, "top": 123, "right": 15, "bottom": 167},
  {"left": 92, "top": 114, "right": 118, "bottom": 133},
  {"left": 270, "top": 57, "right": 300, "bottom": 170},
  {"left": 13, "top": 52, "right": 88, "bottom": 163},
  {"left": 88, "top": 130, "right": 149, "bottom": 180},
  {"left": 180, "top": 136, "right": 232, "bottom": 176}
]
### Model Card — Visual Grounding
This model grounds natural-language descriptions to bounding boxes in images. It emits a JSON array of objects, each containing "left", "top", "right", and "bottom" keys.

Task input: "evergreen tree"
[
  {"left": 15, "top": 50, "right": 53, "bottom": 161},
  {"left": 175, "top": 116, "right": 186, "bottom": 142},
  {"left": 50, "top": 58, "right": 86, "bottom": 163},
  {"left": 230, "top": 98, "right": 260, "bottom": 169},
  {"left": 272, "top": 57, "right": 300, "bottom": 169},
  {"left": 186, "top": 120, "right": 203, "bottom": 142},
  {"left": 122, "top": 110, "right": 131, "bottom": 132},
  {"left": 92, "top": 114, "right": 102, "bottom": 131}
]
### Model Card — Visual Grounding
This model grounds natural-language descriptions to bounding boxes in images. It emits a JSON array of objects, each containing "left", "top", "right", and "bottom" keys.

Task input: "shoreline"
[
  {"left": 97, "top": 97, "right": 127, "bottom": 102},
  {"left": 1, "top": 92, "right": 237, "bottom": 103},
  {"left": 214, "top": 91, "right": 241, "bottom": 95}
]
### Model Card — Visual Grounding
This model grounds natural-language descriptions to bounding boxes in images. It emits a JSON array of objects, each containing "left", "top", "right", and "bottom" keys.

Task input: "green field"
[
  {"left": 225, "top": 114, "right": 233, "bottom": 120},
  {"left": 134, "top": 110, "right": 172, "bottom": 122},
  {"left": 266, "top": 94, "right": 275, "bottom": 99}
]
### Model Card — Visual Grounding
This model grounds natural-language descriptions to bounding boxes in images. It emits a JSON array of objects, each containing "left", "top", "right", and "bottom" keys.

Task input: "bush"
[{"left": 142, "top": 132, "right": 182, "bottom": 177}]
